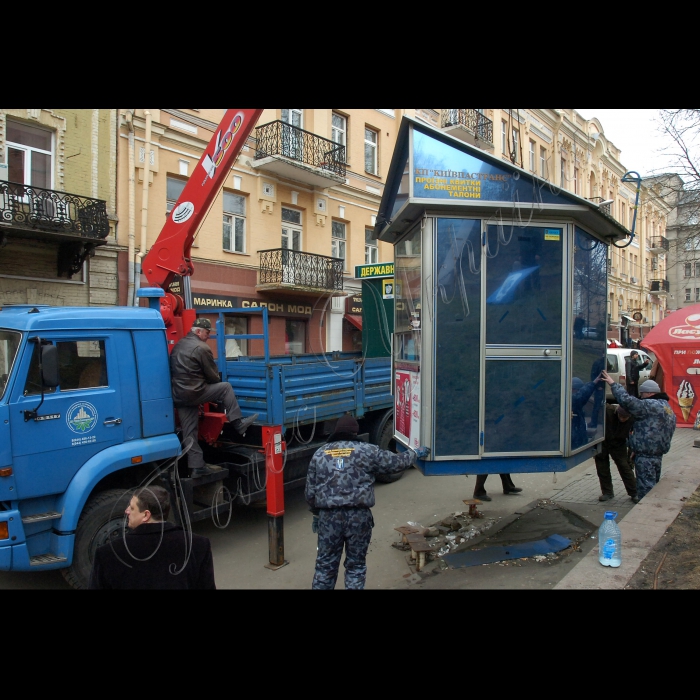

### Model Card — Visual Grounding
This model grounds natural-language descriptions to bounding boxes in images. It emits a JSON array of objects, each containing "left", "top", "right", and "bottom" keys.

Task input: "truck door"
[{"left": 10, "top": 337, "right": 124, "bottom": 498}]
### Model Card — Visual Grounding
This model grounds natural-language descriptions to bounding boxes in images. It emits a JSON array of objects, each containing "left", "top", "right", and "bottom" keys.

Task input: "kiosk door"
[{"left": 483, "top": 224, "right": 564, "bottom": 455}]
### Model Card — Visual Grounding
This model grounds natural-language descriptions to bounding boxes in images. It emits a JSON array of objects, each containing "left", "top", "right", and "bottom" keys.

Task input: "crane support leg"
[{"left": 263, "top": 425, "right": 288, "bottom": 570}]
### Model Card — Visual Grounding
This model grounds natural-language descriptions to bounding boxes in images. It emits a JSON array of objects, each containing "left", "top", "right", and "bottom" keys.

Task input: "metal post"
[{"left": 262, "top": 425, "right": 288, "bottom": 570}]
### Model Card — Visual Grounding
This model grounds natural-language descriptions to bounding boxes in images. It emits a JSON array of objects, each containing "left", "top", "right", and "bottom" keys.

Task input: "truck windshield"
[{"left": 0, "top": 330, "right": 22, "bottom": 400}]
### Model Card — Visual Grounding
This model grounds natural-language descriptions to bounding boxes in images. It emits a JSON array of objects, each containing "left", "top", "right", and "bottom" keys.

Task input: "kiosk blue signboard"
[{"left": 373, "top": 117, "right": 630, "bottom": 475}]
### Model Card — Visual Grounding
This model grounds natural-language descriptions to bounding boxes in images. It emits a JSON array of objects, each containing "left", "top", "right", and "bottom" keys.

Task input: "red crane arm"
[
  {"left": 142, "top": 109, "right": 263, "bottom": 290},
  {"left": 140, "top": 109, "right": 263, "bottom": 347}
]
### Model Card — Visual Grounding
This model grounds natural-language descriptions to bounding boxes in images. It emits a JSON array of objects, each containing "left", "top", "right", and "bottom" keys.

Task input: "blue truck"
[{"left": 0, "top": 299, "right": 394, "bottom": 588}]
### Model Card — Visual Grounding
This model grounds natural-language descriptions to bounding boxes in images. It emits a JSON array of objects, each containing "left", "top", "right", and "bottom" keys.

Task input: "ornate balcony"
[
  {"left": 649, "top": 236, "right": 669, "bottom": 254},
  {"left": 0, "top": 181, "right": 110, "bottom": 277},
  {"left": 650, "top": 279, "right": 670, "bottom": 295},
  {"left": 0, "top": 181, "right": 109, "bottom": 242},
  {"left": 253, "top": 121, "right": 347, "bottom": 187},
  {"left": 257, "top": 248, "right": 345, "bottom": 296},
  {"left": 441, "top": 110, "right": 494, "bottom": 151}
]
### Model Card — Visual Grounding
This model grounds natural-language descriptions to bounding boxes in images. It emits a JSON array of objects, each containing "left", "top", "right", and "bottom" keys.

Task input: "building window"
[
  {"left": 501, "top": 121, "right": 507, "bottom": 155},
  {"left": 6, "top": 119, "right": 53, "bottom": 189},
  {"left": 331, "top": 220, "right": 346, "bottom": 269},
  {"left": 365, "top": 228, "right": 378, "bottom": 264},
  {"left": 620, "top": 202, "right": 626, "bottom": 227},
  {"left": 166, "top": 177, "right": 187, "bottom": 216},
  {"left": 332, "top": 113, "right": 347, "bottom": 162},
  {"left": 285, "top": 319, "right": 306, "bottom": 355},
  {"left": 540, "top": 147, "right": 547, "bottom": 178},
  {"left": 364, "top": 127, "right": 378, "bottom": 175},
  {"left": 695, "top": 262, "right": 700, "bottom": 277},
  {"left": 686, "top": 288, "right": 692, "bottom": 302},
  {"left": 696, "top": 288, "right": 700, "bottom": 302},
  {"left": 561, "top": 158, "right": 567, "bottom": 188},
  {"left": 281, "top": 207, "right": 302, "bottom": 250},
  {"left": 529, "top": 140, "right": 536, "bottom": 171},
  {"left": 685, "top": 263, "right": 692, "bottom": 277},
  {"left": 511, "top": 128, "right": 520, "bottom": 161},
  {"left": 225, "top": 316, "right": 247, "bottom": 358},
  {"left": 621, "top": 251, "right": 626, "bottom": 275},
  {"left": 222, "top": 191, "right": 245, "bottom": 253}
]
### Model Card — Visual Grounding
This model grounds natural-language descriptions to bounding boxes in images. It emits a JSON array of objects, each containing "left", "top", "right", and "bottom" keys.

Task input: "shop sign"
[
  {"left": 355, "top": 262, "right": 394, "bottom": 279},
  {"left": 345, "top": 295, "right": 363, "bottom": 314}
]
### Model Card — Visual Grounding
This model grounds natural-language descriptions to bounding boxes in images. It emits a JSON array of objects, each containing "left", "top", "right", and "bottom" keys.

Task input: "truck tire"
[
  {"left": 374, "top": 418, "right": 405, "bottom": 484},
  {"left": 61, "top": 488, "right": 131, "bottom": 589}
]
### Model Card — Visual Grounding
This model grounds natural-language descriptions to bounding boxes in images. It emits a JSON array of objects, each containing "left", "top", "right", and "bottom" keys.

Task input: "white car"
[{"left": 605, "top": 348, "right": 653, "bottom": 400}]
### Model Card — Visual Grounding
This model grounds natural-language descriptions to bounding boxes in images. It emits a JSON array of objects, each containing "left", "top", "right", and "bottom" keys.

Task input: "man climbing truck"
[{"left": 0, "top": 109, "right": 395, "bottom": 588}]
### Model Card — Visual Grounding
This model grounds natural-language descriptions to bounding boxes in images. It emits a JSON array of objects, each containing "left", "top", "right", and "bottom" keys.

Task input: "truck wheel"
[
  {"left": 61, "top": 488, "right": 131, "bottom": 589},
  {"left": 374, "top": 419, "right": 405, "bottom": 484}
]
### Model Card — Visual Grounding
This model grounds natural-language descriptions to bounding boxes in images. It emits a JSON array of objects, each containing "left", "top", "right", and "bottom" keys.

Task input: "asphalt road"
[{"left": 0, "top": 445, "right": 625, "bottom": 590}]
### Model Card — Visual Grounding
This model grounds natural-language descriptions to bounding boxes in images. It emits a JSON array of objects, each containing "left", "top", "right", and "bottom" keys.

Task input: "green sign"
[{"left": 355, "top": 262, "right": 394, "bottom": 279}]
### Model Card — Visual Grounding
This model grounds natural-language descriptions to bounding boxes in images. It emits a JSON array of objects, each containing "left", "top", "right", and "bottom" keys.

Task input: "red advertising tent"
[{"left": 640, "top": 305, "right": 700, "bottom": 428}]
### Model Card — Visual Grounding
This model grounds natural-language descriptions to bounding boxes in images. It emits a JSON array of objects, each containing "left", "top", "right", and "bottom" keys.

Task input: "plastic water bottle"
[{"left": 598, "top": 511, "right": 622, "bottom": 568}]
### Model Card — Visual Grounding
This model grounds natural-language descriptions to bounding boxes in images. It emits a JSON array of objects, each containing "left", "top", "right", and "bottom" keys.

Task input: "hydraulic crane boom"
[{"left": 141, "top": 109, "right": 264, "bottom": 347}]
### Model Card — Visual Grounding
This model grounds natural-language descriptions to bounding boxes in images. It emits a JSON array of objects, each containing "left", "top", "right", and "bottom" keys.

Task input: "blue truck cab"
[
  {"left": 0, "top": 303, "right": 394, "bottom": 588},
  {"left": 0, "top": 304, "right": 181, "bottom": 587}
]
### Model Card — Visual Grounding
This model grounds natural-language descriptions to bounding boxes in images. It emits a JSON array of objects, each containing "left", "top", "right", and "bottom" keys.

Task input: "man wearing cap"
[
  {"left": 625, "top": 350, "right": 650, "bottom": 399},
  {"left": 600, "top": 372, "right": 676, "bottom": 500},
  {"left": 170, "top": 317, "right": 258, "bottom": 478},
  {"left": 594, "top": 403, "right": 638, "bottom": 503},
  {"left": 305, "top": 414, "right": 429, "bottom": 590}
]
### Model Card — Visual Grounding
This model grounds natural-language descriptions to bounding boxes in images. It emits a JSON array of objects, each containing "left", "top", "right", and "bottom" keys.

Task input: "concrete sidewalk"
[{"left": 553, "top": 428, "right": 700, "bottom": 589}]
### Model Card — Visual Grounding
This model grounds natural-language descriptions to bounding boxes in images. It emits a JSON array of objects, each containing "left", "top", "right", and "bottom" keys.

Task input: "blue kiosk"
[{"left": 373, "top": 117, "right": 632, "bottom": 475}]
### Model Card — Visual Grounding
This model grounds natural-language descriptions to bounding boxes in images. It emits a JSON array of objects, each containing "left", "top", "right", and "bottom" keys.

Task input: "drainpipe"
[
  {"left": 124, "top": 110, "right": 136, "bottom": 306},
  {"left": 134, "top": 109, "right": 152, "bottom": 302}
]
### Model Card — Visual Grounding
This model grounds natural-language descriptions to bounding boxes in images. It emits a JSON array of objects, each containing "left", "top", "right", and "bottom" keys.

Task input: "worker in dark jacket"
[
  {"left": 625, "top": 350, "right": 650, "bottom": 398},
  {"left": 600, "top": 374, "right": 676, "bottom": 500},
  {"left": 89, "top": 485, "right": 216, "bottom": 590},
  {"left": 305, "top": 414, "right": 428, "bottom": 590},
  {"left": 595, "top": 404, "right": 637, "bottom": 503},
  {"left": 170, "top": 317, "right": 258, "bottom": 477}
]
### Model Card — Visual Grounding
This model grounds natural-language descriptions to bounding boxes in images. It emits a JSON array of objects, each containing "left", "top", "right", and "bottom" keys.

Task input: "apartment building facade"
[
  {"left": 116, "top": 109, "right": 400, "bottom": 356},
  {"left": 0, "top": 109, "right": 118, "bottom": 307}
]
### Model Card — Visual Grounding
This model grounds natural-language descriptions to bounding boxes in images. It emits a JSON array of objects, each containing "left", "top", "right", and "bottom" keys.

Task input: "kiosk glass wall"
[
  {"left": 570, "top": 226, "right": 607, "bottom": 451},
  {"left": 394, "top": 225, "right": 422, "bottom": 448},
  {"left": 434, "top": 218, "right": 482, "bottom": 456}
]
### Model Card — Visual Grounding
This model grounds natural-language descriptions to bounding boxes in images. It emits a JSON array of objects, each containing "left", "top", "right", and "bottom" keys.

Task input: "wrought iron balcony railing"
[
  {"left": 0, "top": 180, "right": 110, "bottom": 240},
  {"left": 259, "top": 248, "right": 344, "bottom": 291},
  {"left": 255, "top": 121, "right": 346, "bottom": 177},
  {"left": 441, "top": 109, "right": 494, "bottom": 143},
  {"left": 649, "top": 235, "right": 669, "bottom": 253},
  {"left": 650, "top": 279, "right": 670, "bottom": 294}
]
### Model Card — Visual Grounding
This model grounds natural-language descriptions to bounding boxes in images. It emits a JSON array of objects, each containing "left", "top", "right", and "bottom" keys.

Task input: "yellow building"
[
  {"left": 0, "top": 109, "right": 118, "bottom": 307},
  {"left": 115, "top": 109, "right": 399, "bottom": 355}
]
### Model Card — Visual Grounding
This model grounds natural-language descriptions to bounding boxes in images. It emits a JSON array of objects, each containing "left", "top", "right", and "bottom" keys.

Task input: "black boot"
[
  {"left": 473, "top": 474, "right": 492, "bottom": 501},
  {"left": 501, "top": 473, "right": 522, "bottom": 495},
  {"left": 231, "top": 413, "right": 259, "bottom": 436}
]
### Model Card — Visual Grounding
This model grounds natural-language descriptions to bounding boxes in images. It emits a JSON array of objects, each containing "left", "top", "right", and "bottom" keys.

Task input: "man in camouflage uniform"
[
  {"left": 600, "top": 373, "right": 676, "bottom": 500},
  {"left": 305, "top": 414, "right": 428, "bottom": 590}
]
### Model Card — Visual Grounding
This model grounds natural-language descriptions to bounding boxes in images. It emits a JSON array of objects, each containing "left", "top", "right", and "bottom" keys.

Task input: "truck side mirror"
[{"left": 41, "top": 344, "right": 60, "bottom": 388}]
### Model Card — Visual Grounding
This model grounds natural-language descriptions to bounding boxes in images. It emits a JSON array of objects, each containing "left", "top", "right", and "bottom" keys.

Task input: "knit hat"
[
  {"left": 616, "top": 405, "right": 631, "bottom": 418},
  {"left": 335, "top": 414, "right": 359, "bottom": 434},
  {"left": 572, "top": 377, "right": 584, "bottom": 391},
  {"left": 192, "top": 318, "right": 212, "bottom": 330},
  {"left": 639, "top": 379, "right": 661, "bottom": 394}
]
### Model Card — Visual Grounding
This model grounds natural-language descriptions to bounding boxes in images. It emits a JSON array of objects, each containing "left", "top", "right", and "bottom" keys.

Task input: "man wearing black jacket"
[
  {"left": 89, "top": 485, "right": 216, "bottom": 590},
  {"left": 595, "top": 404, "right": 637, "bottom": 503},
  {"left": 625, "top": 350, "right": 649, "bottom": 399}
]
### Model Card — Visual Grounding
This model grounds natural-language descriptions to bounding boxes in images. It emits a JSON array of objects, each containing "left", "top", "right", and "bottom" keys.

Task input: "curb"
[{"left": 553, "top": 437, "right": 700, "bottom": 589}]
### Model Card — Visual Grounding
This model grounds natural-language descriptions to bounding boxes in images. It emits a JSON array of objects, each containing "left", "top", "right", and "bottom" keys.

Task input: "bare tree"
[{"left": 643, "top": 110, "right": 700, "bottom": 275}]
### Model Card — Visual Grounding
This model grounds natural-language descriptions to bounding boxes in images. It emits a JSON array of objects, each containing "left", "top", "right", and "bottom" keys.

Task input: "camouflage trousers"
[
  {"left": 634, "top": 454, "right": 663, "bottom": 499},
  {"left": 312, "top": 507, "right": 374, "bottom": 590}
]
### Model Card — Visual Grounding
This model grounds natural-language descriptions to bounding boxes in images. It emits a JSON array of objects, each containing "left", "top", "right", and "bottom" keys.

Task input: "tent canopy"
[{"left": 641, "top": 304, "right": 700, "bottom": 427}]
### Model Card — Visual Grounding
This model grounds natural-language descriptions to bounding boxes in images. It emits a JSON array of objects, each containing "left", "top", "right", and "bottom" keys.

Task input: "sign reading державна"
[{"left": 355, "top": 262, "right": 394, "bottom": 279}]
